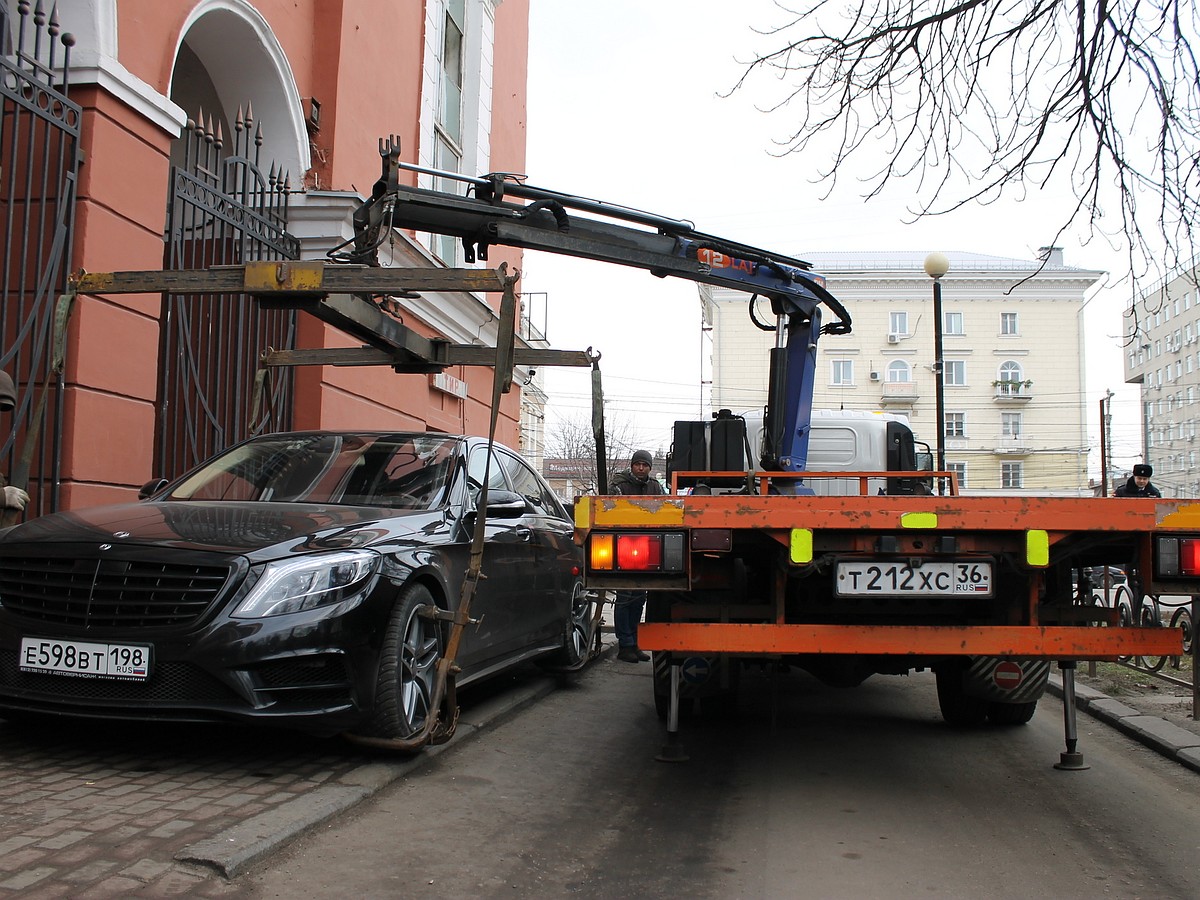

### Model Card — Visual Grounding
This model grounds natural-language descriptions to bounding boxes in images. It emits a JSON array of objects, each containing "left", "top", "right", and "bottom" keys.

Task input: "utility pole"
[{"left": 1099, "top": 390, "right": 1114, "bottom": 496}]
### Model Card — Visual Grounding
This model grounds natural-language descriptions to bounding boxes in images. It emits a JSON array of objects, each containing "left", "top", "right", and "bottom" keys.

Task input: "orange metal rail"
[
  {"left": 638, "top": 623, "right": 1183, "bottom": 658},
  {"left": 576, "top": 494, "right": 1200, "bottom": 534}
]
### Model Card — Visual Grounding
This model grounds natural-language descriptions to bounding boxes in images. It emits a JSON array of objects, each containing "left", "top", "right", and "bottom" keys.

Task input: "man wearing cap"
[
  {"left": 1115, "top": 464, "right": 1162, "bottom": 498},
  {"left": 0, "top": 371, "right": 27, "bottom": 514},
  {"left": 610, "top": 450, "right": 664, "bottom": 663}
]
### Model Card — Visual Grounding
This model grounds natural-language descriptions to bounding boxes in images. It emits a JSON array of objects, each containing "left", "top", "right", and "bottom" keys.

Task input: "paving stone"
[
  {"left": 120, "top": 858, "right": 175, "bottom": 883},
  {"left": 0, "top": 865, "right": 58, "bottom": 890},
  {"left": 60, "top": 860, "right": 119, "bottom": 883}
]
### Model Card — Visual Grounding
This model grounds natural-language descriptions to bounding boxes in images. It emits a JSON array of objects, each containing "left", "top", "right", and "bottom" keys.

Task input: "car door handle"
[{"left": 515, "top": 526, "right": 533, "bottom": 542}]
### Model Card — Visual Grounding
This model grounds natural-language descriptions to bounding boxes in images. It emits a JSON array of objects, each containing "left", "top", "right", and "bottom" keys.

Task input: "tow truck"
[{"left": 357, "top": 142, "right": 1189, "bottom": 766}]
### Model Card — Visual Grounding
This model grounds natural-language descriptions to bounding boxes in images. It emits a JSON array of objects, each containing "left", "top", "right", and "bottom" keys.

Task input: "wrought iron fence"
[
  {"left": 159, "top": 106, "right": 299, "bottom": 478},
  {"left": 0, "top": 0, "right": 82, "bottom": 515}
]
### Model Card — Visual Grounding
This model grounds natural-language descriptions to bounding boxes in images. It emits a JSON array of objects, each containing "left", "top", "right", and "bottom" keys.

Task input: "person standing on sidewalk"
[{"left": 610, "top": 449, "right": 663, "bottom": 663}]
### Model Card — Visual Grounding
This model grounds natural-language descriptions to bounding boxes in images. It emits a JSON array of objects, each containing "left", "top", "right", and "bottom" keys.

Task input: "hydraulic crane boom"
[{"left": 337, "top": 138, "right": 852, "bottom": 471}]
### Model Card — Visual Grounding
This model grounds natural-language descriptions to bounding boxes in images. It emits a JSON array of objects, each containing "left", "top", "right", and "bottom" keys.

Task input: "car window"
[
  {"left": 167, "top": 434, "right": 458, "bottom": 509},
  {"left": 465, "top": 447, "right": 510, "bottom": 509},
  {"left": 499, "top": 451, "right": 565, "bottom": 519}
]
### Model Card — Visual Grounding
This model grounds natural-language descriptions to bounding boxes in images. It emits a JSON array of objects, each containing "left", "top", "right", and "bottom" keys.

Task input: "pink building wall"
[{"left": 50, "top": 0, "right": 530, "bottom": 509}]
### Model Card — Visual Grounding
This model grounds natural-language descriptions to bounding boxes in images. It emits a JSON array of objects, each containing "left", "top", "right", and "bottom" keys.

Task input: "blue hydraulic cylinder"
[{"left": 764, "top": 306, "right": 821, "bottom": 472}]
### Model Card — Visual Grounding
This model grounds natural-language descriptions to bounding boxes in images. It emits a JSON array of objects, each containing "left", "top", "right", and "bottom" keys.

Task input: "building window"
[
  {"left": 944, "top": 360, "right": 966, "bottom": 386},
  {"left": 1001, "top": 462, "right": 1023, "bottom": 489},
  {"left": 1001, "top": 412, "right": 1022, "bottom": 437},
  {"left": 944, "top": 311, "right": 963, "bottom": 335},
  {"left": 432, "top": 0, "right": 467, "bottom": 264},
  {"left": 945, "top": 412, "right": 966, "bottom": 437},
  {"left": 948, "top": 462, "right": 967, "bottom": 489},
  {"left": 831, "top": 360, "right": 854, "bottom": 385},
  {"left": 996, "top": 360, "right": 1026, "bottom": 394},
  {"left": 886, "top": 359, "right": 910, "bottom": 382},
  {"left": 1000, "top": 312, "right": 1018, "bottom": 335},
  {"left": 889, "top": 311, "right": 908, "bottom": 338}
]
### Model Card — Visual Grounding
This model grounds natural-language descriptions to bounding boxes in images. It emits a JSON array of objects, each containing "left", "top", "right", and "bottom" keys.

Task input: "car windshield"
[{"left": 165, "top": 434, "right": 460, "bottom": 509}]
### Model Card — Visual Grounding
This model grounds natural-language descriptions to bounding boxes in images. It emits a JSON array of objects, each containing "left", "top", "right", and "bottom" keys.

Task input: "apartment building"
[
  {"left": 704, "top": 250, "right": 1104, "bottom": 494},
  {"left": 1123, "top": 261, "right": 1200, "bottom": 498}
]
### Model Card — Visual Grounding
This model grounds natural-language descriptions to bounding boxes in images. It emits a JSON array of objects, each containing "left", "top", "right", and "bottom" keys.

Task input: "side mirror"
[
  {"left": 471, "top": 489, "right": 528, "bottom": 520},
  {"left": 139, "top": 478, "right": 170, "bottom": 500}
]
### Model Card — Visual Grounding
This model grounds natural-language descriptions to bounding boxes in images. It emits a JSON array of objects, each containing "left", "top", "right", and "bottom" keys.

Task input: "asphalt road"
[{"left": 213, "top": 659, "right": 1200, "bottom": 900}]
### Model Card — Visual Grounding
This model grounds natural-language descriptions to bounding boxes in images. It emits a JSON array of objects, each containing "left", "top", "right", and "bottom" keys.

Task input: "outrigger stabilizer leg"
[
  {"left": 655, "top": 658, "right": 689, "bottom": 763},
  {"left": 1053, "top": 661, "right": 1090, "bottom": 771}
]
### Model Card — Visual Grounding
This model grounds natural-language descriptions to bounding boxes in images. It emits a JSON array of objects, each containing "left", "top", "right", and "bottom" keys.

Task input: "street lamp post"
[{"left": 924, "top": 252, "right": 950, "bottom": 493}]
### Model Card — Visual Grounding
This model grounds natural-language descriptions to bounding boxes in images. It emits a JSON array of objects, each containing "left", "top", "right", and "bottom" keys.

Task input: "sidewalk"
[{"left": 1047, "top": 668, "right": 1200, "bottom": 774}]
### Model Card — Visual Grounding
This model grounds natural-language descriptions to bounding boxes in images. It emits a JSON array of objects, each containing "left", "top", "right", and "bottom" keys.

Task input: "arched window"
[
  {"left": 886, "top": 359, "right": 911, "bottom": 382},
  {"left": 997, "top": 361, "right": 1026, "bottom": 395}
]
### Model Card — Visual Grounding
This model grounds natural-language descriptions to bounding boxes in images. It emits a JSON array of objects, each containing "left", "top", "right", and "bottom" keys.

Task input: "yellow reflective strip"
[
  {"left": 790, "top": 528, "right": 813, "bottom": 564},
  {"left": 900, "top": 512, "right": 938, "bottom": 529},
  {"left": 1026, "top": 529, "right": 1049, "bottom": 567},
  {"left": 574, "top": 497, "right": 591, "bottom": 530},
  {"left": 592, "top": 498, "right": 685, "bottom": 526}
]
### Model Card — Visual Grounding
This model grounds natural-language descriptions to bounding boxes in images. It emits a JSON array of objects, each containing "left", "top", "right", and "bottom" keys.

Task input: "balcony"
[
  {"left": 992, "top": 380, "right": 1033, "bottom": 403},
  {"left": 879, "top": 380, "right": 918, "bottom": 406},
  {"left": 993, "top": 435, "right": 1029, "bottom": 456}
]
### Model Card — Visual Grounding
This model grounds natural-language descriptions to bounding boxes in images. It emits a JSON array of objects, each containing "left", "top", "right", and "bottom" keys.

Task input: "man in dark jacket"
[
  {"left": 610, "top": 450, "right": 663, "bottom": 662},
  {"left": 610, "top": 448, "right": 664, "bottom": 497},
  {"left": 1115, "top": 463, "right": 1162, "bottom": 498}
]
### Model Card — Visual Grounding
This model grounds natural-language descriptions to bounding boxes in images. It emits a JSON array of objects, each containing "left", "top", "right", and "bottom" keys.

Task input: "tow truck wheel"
[
  {"left": 935, "top": 665, "right": 988, "bottom": 727},
  {"left": 369, "top": 583, "right": 444, "bottom": 740},
  {"left": 986, "top": 700, "right": 1038, "bottom": 726}
]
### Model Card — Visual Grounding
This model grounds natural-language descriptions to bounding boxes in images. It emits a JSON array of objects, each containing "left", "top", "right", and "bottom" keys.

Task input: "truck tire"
[
  {"left": 935, "top": 666, "right": 988, "bottom": 727},
  {"left": 986, "top": 700, "right": 1038, "bottom": 726}
]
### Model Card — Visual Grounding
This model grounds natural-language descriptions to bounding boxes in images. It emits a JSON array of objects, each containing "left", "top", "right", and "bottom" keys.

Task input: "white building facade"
[
  {"left": 704, "top": 250, "right": 1103, "bottom": 495},
  {"left": 1123, "top": 260, "right": 1200, "bottom": 498}
]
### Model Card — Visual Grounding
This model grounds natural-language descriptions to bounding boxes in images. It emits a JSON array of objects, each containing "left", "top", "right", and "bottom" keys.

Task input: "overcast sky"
[{"left": 520, "top": 0, "right": 1144, "bottom": 475}]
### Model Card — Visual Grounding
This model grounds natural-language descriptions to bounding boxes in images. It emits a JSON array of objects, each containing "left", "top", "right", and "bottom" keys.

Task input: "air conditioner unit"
[
  {"left": 870, "top": 371, "right": 880, "bottom": 381},
  {"left": 887, "top": 334, "right": 900, "bottom": 344}
]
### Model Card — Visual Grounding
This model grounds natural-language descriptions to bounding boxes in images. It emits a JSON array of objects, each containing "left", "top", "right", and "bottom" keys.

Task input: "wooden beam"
[{"left": 73, "top": 263, "right": 508, "bottom": 296}]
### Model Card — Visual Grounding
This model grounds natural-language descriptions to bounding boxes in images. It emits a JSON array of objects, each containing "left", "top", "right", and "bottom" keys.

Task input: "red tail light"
[
  {"left": 616, "top": 534, "right": 662, "bottom": 571},
  {"left": 1181, "top": 539, "right": 1200, "bottom": 576}
]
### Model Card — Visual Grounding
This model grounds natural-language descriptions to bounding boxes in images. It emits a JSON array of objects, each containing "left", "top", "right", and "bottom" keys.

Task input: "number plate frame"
[
  {"left": 835, "top": 560, "right": 993, "bottom": 598},
  {"left": 19, "top": 637, "right": 153, "bottom": 680}
]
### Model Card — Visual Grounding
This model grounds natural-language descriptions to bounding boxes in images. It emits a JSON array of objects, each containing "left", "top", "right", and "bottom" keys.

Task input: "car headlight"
[{"left": 231, "top": 550, "right": 381, "bottom": 618}]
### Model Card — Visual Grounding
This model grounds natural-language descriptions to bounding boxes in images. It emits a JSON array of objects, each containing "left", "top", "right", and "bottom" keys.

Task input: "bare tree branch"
[{"left": 732, "top": 0, "right": 1200, "bottom": 295}]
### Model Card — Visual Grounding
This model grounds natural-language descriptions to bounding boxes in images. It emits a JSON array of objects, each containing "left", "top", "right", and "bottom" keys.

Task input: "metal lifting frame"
[{"left": 342, "top": 137, "right": 855, "bottom": 471}]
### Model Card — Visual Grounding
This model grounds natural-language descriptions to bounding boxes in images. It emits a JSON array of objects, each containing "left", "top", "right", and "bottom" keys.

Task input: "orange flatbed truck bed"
[{"left": 574, "top": 475, "right": 1190, "bottom": 756}]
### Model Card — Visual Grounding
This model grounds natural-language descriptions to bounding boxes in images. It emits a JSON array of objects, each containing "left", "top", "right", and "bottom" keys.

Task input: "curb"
[
  {"left": 175, "top": 670, "right": 564, "bottom": 878},
  {"left": 1047, "top": 673, "right": 1200, "bottom": 774}
]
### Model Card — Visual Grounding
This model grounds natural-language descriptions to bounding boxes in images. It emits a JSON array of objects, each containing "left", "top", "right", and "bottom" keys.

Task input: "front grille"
[
  {"left": 0, "top": 649, "right": 241, "bottom": 703},
  {"left": 0, "top": 554, "right": 236, "bottom": 628}
]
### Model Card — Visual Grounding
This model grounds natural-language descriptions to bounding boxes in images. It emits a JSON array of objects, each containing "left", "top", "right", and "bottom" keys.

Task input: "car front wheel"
[{"left": 369, "top": 582, "right": 444, "bottom": 740}]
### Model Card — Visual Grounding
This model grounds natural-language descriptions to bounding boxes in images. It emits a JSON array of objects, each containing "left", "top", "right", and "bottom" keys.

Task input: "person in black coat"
[
  {"left": 610, "top": 450, "right": 663, "bottom": 663},
  {"left": 1115, "top": 463, "right": 1162, "bottom": 498}
]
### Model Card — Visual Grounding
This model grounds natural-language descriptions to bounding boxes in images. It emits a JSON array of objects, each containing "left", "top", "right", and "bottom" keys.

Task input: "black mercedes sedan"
[{"left": 0, "top": 432, "right": 594, "bottom": 739}]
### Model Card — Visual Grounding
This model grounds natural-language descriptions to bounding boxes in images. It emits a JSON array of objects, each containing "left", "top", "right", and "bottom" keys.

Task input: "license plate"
[
  {"left": 836, "top": 561, "right": 993, "bottom": 597},
  {"left": 19, "top": 637, "right": 152, "bottom": 680}
]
